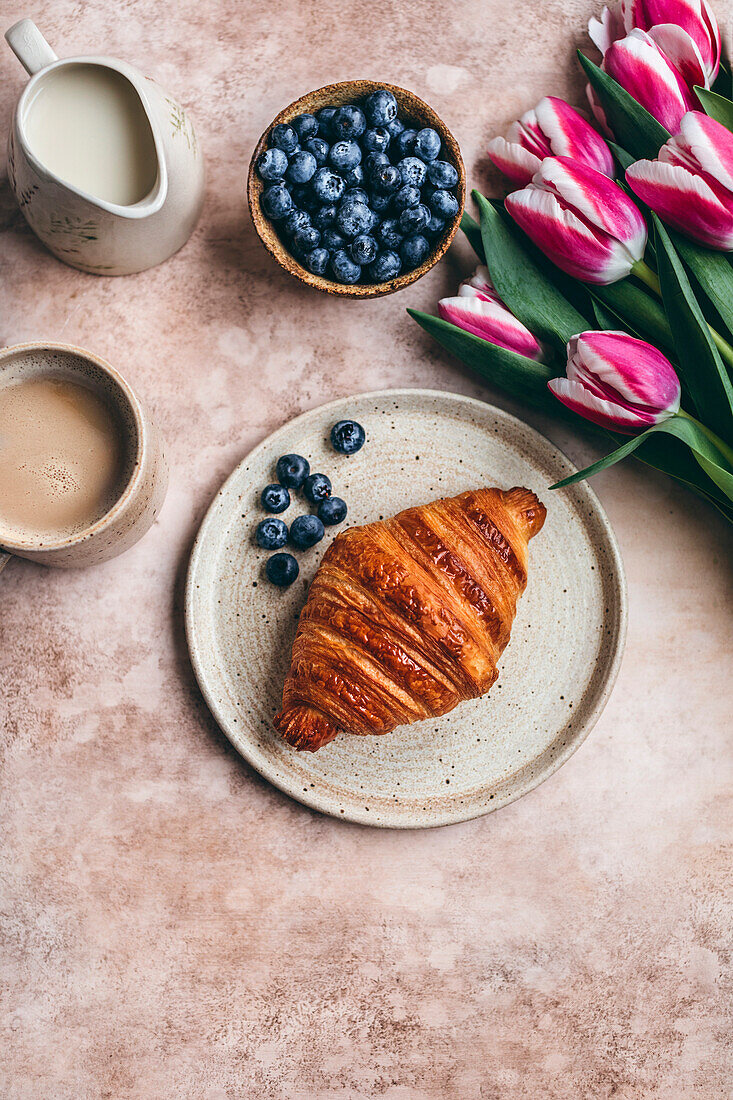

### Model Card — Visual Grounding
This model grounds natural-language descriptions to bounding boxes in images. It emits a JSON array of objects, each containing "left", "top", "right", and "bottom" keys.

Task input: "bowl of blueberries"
[{"left": 247, "top": 80, "right": 465, "bottom": 297}]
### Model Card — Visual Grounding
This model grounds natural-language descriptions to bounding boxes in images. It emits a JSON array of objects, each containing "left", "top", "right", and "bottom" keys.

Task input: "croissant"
[{"left": 274, "top": 486, "right": 546, "bottom": 751}]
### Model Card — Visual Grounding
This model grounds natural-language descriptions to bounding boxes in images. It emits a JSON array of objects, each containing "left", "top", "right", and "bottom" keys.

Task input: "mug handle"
[
  {"left": 5, "top": 19, "right": 57, "bottom": 75},
  {"left": 0, "top": 552, "right": 11, "bottom": 575}
]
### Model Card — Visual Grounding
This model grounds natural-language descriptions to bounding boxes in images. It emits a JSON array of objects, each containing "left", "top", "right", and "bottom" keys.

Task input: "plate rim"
[{"left": 185, "top": 387, "right": 628, "bottom": 829}]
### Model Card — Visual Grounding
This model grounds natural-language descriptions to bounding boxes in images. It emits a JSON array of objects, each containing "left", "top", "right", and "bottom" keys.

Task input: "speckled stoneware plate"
[{"left": 185, "top": 389, "right": 626, "bottom": 828}]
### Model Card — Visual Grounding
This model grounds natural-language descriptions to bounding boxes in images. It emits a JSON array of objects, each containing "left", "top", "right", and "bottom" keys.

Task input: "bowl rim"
[{"left": 247, "top": 79, "right": 466, "bottom": 299}]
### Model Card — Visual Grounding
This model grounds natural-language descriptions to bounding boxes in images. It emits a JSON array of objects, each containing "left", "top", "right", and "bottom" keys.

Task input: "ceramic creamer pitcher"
[{"left": 5, "top": 19, "right": 205, "bottom": 275}]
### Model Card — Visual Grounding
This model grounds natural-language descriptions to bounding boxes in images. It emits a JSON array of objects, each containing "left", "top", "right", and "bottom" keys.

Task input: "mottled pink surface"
[{"left": 1, "top": 1, "right": 732, "bottom": 1097}]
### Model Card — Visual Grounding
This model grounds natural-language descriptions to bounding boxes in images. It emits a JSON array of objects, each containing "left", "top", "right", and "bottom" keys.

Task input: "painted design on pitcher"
[
  {"left": 166, "top": 97, "right": 198, "bottom": 156},
  {"left": 46, "top": 214, "right": 99, "bottom": 254}
]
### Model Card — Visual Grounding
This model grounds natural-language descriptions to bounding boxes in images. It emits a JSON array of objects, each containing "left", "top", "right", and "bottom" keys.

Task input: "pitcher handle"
[
  {"left": 5, "top": 19, "right": 58, "bottom": 75},
  {"left": 0, "top": 552, "right": 11, "bottom": 575}
]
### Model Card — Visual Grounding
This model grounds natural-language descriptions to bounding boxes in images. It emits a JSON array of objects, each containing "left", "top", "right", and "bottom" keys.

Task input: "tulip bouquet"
[{"left": 409, "top": 0, "right": 733, "bottom": 521}]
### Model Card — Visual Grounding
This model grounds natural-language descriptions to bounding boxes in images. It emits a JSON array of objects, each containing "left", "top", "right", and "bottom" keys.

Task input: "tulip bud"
[
  {"left": 548, "top": 330, "right": 681, "bottom": 432},
  {"left": 505, "top": 157, "right": 648, "bottom": 284},
  {"left": 626, "top": 110, "right": 733, "bottom": 250},
  {"left": 602, "top": 28, "right": 697, "bottom": 133},
  {"left": 438, "top": 266, "right": 545, "bottom": 360},
  {"left": 488, "top": 96, "right": 614, "bottom": 188}
]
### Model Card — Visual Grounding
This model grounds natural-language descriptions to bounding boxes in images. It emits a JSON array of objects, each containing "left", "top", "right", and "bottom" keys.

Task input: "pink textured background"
[{"left": 1, "top": 2, "right": 732, "bottom": 1097}]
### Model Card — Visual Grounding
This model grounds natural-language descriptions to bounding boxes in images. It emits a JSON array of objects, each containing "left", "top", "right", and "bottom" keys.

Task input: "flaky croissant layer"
[{"left": 274, "top": 486, "right": 546, "bottom": 751}]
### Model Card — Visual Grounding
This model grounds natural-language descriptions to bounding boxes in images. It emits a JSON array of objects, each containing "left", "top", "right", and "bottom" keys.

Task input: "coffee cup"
[{"left": 0, "top": 342, "right": 168, "bottom": 570}]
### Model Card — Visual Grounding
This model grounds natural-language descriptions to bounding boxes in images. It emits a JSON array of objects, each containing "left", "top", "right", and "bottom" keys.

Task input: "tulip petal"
[
  {"left": 589, "top": 4, "right": 626, "bottom": 53},
  {"left": 571, "top": 331, "right": 681, "bottom": 410},
  {"left": 648, "top": 23, "right": 708, "bottom": 89},
  {"left": 626, "top": 157, "right": 733, "bottom": 248},
  {"left": 534, "top": 96, "right": 615, "bottom": 177},
  {"left": 460, "top": 265, "right": 499, "bottom": 301},
  {"left": 675, "top": 110, "right": 733, "bottom": 192},
  {"left": 625, "top": 0, "right": 720, "bottom": 81},
  {"left": 509, "top": 112, "right": 553, "bottom": 158},
  {"left": 438, "top": 295, "right": 544, "bottom": 359},
  {"left": 487, "top": 136, "right": 541, "bottom": 187},
  {"left": 603, "top": 28, "right": 694, "bottom": 133},
  {"left": 548, "top": 376, "right": 660, "bottom": 431}
]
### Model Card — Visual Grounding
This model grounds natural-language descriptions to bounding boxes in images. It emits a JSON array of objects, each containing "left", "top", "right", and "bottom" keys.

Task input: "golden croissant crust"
[{"left": 274, "top": 486, "right": 546, "bottom": 751}]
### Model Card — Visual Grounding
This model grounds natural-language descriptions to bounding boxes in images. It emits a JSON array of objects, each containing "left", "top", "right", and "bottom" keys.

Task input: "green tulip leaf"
[
  {"left": 578, "top": 52, "right": 670, "bottom": 159},
  {"left": 591, "top": 281, "right": 675, "bottom": 354},
  {"left": 608, "top": 141, "right": 636, "bottom": 171},
  {"left": 460, "top": 211, "right": 485, "bottom": 263},
  {"left": 473, "top": 191, "right": 589, "bottom": 348},
  {"left": 653, "top": 215, "right": 733, "bottom": 440},
  {"left": 694, "top": 86, "right": 733, "bottom": 132},
  {"left": 669, "top": 230, "right": 733, "bottom": 345}
]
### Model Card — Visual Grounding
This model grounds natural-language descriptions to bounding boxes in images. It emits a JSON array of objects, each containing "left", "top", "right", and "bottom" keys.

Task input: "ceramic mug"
[
  {"left": 0, "top": 342, "right": 168, "bottom": 571},
  {"left": 4, "top": 19, "right": 205, "bottom": 275}
]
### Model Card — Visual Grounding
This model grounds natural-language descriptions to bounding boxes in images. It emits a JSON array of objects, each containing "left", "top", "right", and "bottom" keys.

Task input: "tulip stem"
[
  {"left": 676, "top": 410, "right": 733, "bottom": 469},
  {"left": 631, "top": 260, "right": 733, "bottom": 372}
]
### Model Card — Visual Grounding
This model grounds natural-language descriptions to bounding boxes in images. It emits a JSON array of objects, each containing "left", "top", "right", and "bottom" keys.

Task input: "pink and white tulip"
[
  {"left": 504, "top": 157, "right": 648, "bottom": 284},
  {"left": 487, "top": 96, "right": 615, "bottom": 188},
  {"left": 602, "top": 28, "right": 698, "bottom": 133},
  {"left": 548, "top": 330, "right": 681, "bottom": 432},
  {"left": 589, "top": 0, "right": 721, "bottom": 85},
  {"left": 626, "top": 111, "right": 733, "bottom": 249},
  {"left": 438, "top": 266, "right": 545, "bottom": 360}
]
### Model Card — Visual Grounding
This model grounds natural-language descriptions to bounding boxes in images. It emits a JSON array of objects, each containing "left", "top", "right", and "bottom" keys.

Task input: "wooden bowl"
[{"left": 247, "top": 80, "right": 466, "bottom": 299}]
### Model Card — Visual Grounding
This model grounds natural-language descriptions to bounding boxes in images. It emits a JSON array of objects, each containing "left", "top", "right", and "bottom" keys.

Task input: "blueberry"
[
  {"left": 362, "top": 127, "right": 391, "bottom": 155},
  {"left": 371, "top": 163, "right": 401, "bottom": 193},
  {"left": 368, "top": 250, "right": 402, "bottom": 282},
  {"left": 304, "top": 247, "right": 329, "bottom": 275},
  {"left": 331, "top": 249, "right": 362, "bottom": 284},
  {"left": 303, "top": 472, "right": 332, "bottom": 503},
  {"left": 394, "top": 128, "right": 417, "bottom": 158},
  {"left": 342, "top": 164, "right": 365, "bottom": 188},
  {"left": 369, "top": 191, "right": 393, "bottom": 213},
  {"left": 393, "top": 184, "right": 421, "bottom": 213},
  {"left": 332, "top": 105, "right": 367, "bottom": 140},
  {"left": 316, "top": 107, "right": 337, "bottom": 138},
  {"left": 364, "top": 151, "right": 390, "bottom": 174},
  {"left": 349, "top": 234, "right": 377, "bottom": 265},
  {"left": 312, "top": 167, "right": 345, "bottom": 204},
  {"left": 364, "top": 88, "right": 398, "bottom": 126},
  {"left": 257, "top": 147, "right": 288, "bottom": 180},
  {"left": 312, "top": 203, "right": 337, "bottom": 229},
  {"left": 290, "top": 185, "right": 322, "bottom": 213},
  {"left": 305, "top": 136, "right": 330, "bottom": 166},
  {"left": 261, "top": 483, "right": 290, "bottom": 513},
  {"left": 292, "top": 225, "right": 321, "bottom": 254},
  {"left": 329, "top": 139, "right": 362, "bottom": 172},
  {"left": 336, "top": 200, "right": 372, "bottom": 238},
  {"left": 342, "top": 187, "right": 369, "bottom": 206},
  {"left": 398, "top": 156, "right": 428, "bottom": 188},
  {"left": 398, "top": 203, "right": 430, "bottom": 234},
  {"left": 276, "top": 453, "right": 310, "bottom": 488},
  {"left": 256, "top": 517, "right": 289, "bottom": 550},
  {"left": 291, "top": 113, "right": 319, "bottom": 142},
  {"left": 266, "top": 552, "right": 299, "bottom": 587},
  {"left": 414, "top": 127, "right": 442, "bottom": 161},
  {"left": 330, "top": 419, "right": 365, "bottom": 454},
  {"left": 425, "top": 211, "right": 446, "bottom": 236},
  {"left": 286, "top": 150, "right": 317, "bottom": 185},
  {"left": 318, "top": 496, "right": 348, "bottom": 525},
  {"left": 284, "top": 209, "right": 311, "bottom": 236},
  {"left": 400, "top": 233, "right": 430, "bottom": 268},
  {"left": 376, "top": 218, "right": 403, "bottom": 250},
  {"left": 430, "top": 188, "right": 460, "bottom": 218},
  {"left": 322, "top": 227, "right": 347, "bottom": 251},
  {"left": 386, "top": 117, "right": 405, "bottom": 139},
  {"left": 271, "top": 123, "right": 299, "bottom": 154},
  {"left": 290, "top": 514, "right": 325, "bottom": 550},
  {"left": 261, "top": 183, "right": 294, "bottom": 220},
  {"left": 427, "top": 159, "right": 458, "bottom": 188}
]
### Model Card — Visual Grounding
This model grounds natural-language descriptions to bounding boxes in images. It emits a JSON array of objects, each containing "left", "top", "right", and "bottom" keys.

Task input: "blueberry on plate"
[
  {"left": 286, "top": 150, "right": 317, "bottom": 185},
  {"left": 364, "top": 88, "right": 398, "bottom": 127},
  {"left": 321, "top": 227, "right": 347, "bottom": 252},
  {"left": 261, "top": 483, "right": 290, "bottom": 513},
  {"left": 292, "top": 225, "right": 321, "bottom": 254},
  {"left": 316, "top": 106, "right": 337, "bottom": 138},
  {"left": 305, "top": 136, "right": 330, "bottom": 166},
  {"left": 362, "top": 126, "right": 391, "bottom": 155},
  {"left": 329, "top": 140, "right": 362, "bottom": 172},
  {"left": 371, "top": 163, "right": 401, "bottom": 193},
  {"left": 304, "top": 247, "right": 330, "bottom": 275},
  {"left": 261, "top": 183, "right": 294, "bottom": 220},
  {"left": 331, "top": 249, "right": 361, "bottom": 283},
  {"left": 336, "top": 200, "right": 372, "bottom": 239},
  {"left": 283, "top": 209, "right": 311, "bottom": 236},
  {"left": 427, "top": 159, "right": 458, "bottom": 188},
  {"left": 303, "top": 472, "right": 332, "bottom": 503},
  {"left": 392, "top": 184, "right": 421, "bottom": 213},
  {"left": 291, "top": 112, "right": 319, "bottom": 142},
  {"left": 270, "top": 123, "right": 299, "bottom": 154},
  {"left": 266, "top": 552, "right": 299, "bottom": 587},
  {"left": 255, "top": 517, "right": 289, "bottom": 550},
  {"left": 312, "top": 203, "right": 337, "bottom": 230},
  {"left": 398, "top": 156, "right": 428, "bottom": 188},
  {"left": 429, "top": 188, "right": 460, "bottom": 219},
  {"left": 318, "top": 496, "right": 348, "bottom": 525},
  {"left": 342, "top": 164, "right": 365, "bottom": 188},
  {"left": 414, "top": 127, "right": 442, "bottom": 161},
  {"left": 400, "top": 233, "right": 430, "bottom": 268},
  {"left": 276, "top": 453, "right": 310, "bottom": 488},
  {"left": 290, "top": 513, "right": 325, "bottom": 550},
  {"left": 376, "top": 218, "right": 403, "bottom": 250},
  {"left": 312, "top": 167, "right": 346, "bottom": 204},
  {"left": 257, "top": 147, "right": 289, "bottom": 181},
  {"left": 394, "top": 128, "right": 417, "bottom": 158},
  {"left": 368, "top": 249, "right": 402, "bottom": 282},
  {"left": 349, "top": 234, "right": 377, "bottom": 265},
  {"left": 331, "top": 419, "right": 365, "bottom": 454},
  {"left": 332, "top": 104, "right": 367, "bottom": 140},
  {"left": 398, "top": 203, "right": 430, "bottom": 234}
]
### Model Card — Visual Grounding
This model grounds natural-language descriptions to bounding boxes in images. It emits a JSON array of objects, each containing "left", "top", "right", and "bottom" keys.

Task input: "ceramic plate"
[{"left": 185, "top": 389, "right": 626, "bottom": 828}]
